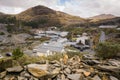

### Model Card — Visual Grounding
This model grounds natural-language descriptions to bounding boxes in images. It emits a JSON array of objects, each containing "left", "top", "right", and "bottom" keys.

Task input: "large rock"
[
  {"left": 27, "top": 64, "right": 48, "bottom": 78},
  {"left": 6, "top": 66, "right": 23, "bottom": 73}
]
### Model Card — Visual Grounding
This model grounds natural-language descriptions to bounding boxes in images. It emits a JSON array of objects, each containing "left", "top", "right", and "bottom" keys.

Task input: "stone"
[
  {"left": 53, "top": 63, "right": 61, "bottom": 67},
  {"left": 83, "top": 54, "right": 97, "bottom": 60},
  {"left": 17, "top": 76, "right": 27, "bottom": 80},
  {"left": 83, "top": 60, "right": 101, "bottom": 66},
  {"left": 6, "top": 66, "right": 23, "bottom": 73},
  {"left": 83, "top": 72, "right": 91, "bottom": 77},
  {"left": 0, "top": 71, "right": 6, "bottom": 79},
  {"left": 95, "top": 65, "right": 120, "bottom": 73},
  {"left": 27, "top": 64, "right": 48, "bottom": 78},
  {"left": 92, "top": 75, "right": 101, "bottom": 80},
  {"left": 65, "top": 68, "right": 71, "bottom": 74},
  {"left": 67, "top": 74, "right": 81, "bottom": 80},
  {"left": 108, "top": 59, "right": 120, "bottom": 67},
  {"left": 110, "top": 76, "right": 118, "bottom": 80},
  {"left": 75, "top": 69, "right": 86, "bottom": 73},
  {"left": 20, "top": 71, "right": 31, "bottom": 78},
  {"left": 49, "top": 68, "right": 61, "bottom": 78},
  {"left": 61, "top": 74, "right": 66, "bottom": 80}
]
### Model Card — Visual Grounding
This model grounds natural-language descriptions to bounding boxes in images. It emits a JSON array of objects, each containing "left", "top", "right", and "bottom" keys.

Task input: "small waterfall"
[{"left": 99, "top": 31, "right": 106, "bottom": 43}]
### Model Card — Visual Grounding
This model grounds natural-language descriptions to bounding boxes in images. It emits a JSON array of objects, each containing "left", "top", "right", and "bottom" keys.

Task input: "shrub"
[
  {"left": 0, "top": 32, "right": 5, "bottom": 35},
  {"left": 12, "top": 48, "right": 24, "bottom": 60},
  {"left": 95, "top": 42, "right": 120, "bottom": 59}
]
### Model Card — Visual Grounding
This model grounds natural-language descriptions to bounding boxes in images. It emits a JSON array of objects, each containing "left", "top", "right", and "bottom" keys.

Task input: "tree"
[{"left": 12, "top": 48, "right": 24, "bottom": 60}]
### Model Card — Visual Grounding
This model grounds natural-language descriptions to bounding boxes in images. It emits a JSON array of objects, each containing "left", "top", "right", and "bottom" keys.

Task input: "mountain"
[
  {"left": 89, "top": 14, "right": 116, "bottom": 22},
  {"left": 16, "top": 5, "right": 86, "bottom": 27}
]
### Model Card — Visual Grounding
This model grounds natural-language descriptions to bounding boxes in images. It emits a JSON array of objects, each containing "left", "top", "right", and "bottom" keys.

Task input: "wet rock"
[
  {"left": 92, "top": 75, "right": 101, "bottom": 80},
  {"left": 67, "top": 74, "right": 81, "bottom": 80},
  {"left": 0, "top": 71, "right": 6, "bottom": 79},
  {"left": 110, "top": 76, "right": 118, "bottom": 80},
  {"left": 6, "top": 66, "right": 23, "bottom": 73}
]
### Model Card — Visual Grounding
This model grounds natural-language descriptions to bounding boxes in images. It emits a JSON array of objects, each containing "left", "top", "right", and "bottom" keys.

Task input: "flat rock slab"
[
  {"left": 6, "top": 66, "right": 23, "bottom": 73},
  {"left": 27, "top": 64, "right": 48, "bottom": 78}
]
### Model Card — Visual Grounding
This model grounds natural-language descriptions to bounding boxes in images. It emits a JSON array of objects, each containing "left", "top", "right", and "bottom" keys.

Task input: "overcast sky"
[{"left": 0, "top": 0, "right": 120, "bottom": 18}]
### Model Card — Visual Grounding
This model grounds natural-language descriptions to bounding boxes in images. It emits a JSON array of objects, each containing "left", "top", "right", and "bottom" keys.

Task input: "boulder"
[
  {"left": 27, "top": 64, "right": 48, "bottom": 78},
  {"left": 6, "top": 66, "right": 23, "bottom": 73}
]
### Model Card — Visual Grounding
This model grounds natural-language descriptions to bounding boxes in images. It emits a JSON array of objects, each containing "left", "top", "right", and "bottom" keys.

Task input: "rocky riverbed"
[{"left": 0, "top": 54, "right": 120, "bottom": 80}]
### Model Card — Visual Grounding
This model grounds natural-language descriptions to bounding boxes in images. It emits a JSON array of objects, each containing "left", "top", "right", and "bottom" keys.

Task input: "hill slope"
[
  {"left": 90, "top": 14, "right": 116, "bottom": 22},
  {"left": 16, "top": 5, "right": 86, "bottom": 27}
]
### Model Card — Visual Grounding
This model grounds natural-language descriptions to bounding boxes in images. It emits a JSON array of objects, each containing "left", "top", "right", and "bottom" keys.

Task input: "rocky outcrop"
[{"left": 0, "top": 55, "right": 120, "bottom": 80}]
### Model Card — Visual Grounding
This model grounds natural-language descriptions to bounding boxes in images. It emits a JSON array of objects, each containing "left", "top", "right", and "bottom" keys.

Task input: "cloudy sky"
[{"left": 0, "top": 0, "right": 120, "bottom": 18}]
